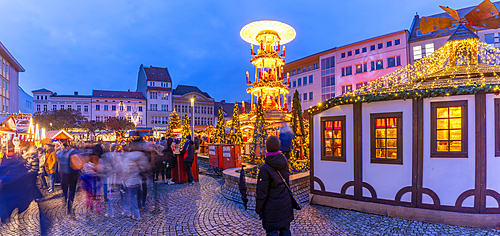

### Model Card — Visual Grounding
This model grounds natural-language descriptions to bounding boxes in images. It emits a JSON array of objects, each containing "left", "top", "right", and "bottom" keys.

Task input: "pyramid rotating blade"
[
  {"left": 464, "top": 24, "right": 477, "bottom": 33},
  {"left": 475, "top": 15, "right": 500, "bottom": 29},
  {"left": 440, "top": 6, "right": 460, "bottom": 21},
  {"left": 465, "top": 0, "right": 499, "bottom": 26},
  {"left": 420, "top": 17, "right": 453, "bottom": 34}
]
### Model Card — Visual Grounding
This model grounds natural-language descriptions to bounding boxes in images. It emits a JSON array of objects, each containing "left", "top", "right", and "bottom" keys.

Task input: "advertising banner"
[{"left": 12, "top": 114, "right": 32, "bottom": 133}]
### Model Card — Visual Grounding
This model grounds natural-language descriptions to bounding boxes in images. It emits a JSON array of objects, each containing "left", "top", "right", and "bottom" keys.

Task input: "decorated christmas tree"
[
  {"left": 290, "top": 90, "right": 309, "bottom": 171},
  {"left": 250, "top": 97, "right": 266, "bottom": 163},
  {"left": 180, "top": 114, "right": 190, "bottom": 147},
  {"left": 229, "top": 102, "right": 243, "bottom": 146},
  {"left": 167, "top": 109, "right": 181, "bottom": 137},
  {"left": 215, "top": 106, "right": 226, "bottom": 144}
]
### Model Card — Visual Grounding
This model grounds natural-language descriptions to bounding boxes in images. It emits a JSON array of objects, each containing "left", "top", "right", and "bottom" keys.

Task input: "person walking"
[
  {"left": 57, "top": 144, "right": 80, "bottom": 215},
  {"left": 256, "top": 136, "right": 294, "bottom": 236},
  {"left": 179, "top": 135, "right": 195, "bottom": 185},
  {"left": 162, "top": 137, "right": 175, "bottom": 185},
  {"left": 44, "top": 144, "right": 57, "bottom": 193},
  {"left": 122, "top": 142, "right": 150, "bottom": 220},
  {"left": 279, "top": 123, "right": 294, "bottom": 160}
]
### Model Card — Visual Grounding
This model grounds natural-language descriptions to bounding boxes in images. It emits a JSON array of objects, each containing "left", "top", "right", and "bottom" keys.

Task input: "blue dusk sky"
[{"left": 0, "top": 0, "right": 483, "bottom": 102}]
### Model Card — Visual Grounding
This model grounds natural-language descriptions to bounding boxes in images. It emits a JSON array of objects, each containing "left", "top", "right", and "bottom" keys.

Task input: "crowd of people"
[{"left": 0, "top": 133, "right": 199, "bottom": 223}]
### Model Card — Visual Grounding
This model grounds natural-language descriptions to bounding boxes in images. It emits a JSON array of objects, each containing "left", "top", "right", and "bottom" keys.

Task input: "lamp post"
[{"left": 190, "top": 97, "right": 195, "bottom": 138}]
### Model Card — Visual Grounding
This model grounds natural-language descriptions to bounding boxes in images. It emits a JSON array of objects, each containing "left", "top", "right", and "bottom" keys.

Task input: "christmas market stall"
[
  {"left": 42, "top": 130, "right": 73, "bottom": 145},
  {"left": 308, "top": 21, "right": 500, "bottom": 227}
]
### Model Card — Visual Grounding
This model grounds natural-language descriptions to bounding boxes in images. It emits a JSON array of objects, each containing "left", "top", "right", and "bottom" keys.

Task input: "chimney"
[
  {"left": 74, "top": 91, "right": 78, "bottom": 95},
  {"left": 128, "top": 89, "right": 130, "bottom": 92},
  {"left": 221, "top": 100, "right": 225, "bottom": 104}
]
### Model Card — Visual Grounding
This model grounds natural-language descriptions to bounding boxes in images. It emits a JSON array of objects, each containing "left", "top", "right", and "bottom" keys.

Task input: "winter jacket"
[
  {"left": 25, "top": 152, "right": 39, "bottom": 175},
  {"left": 44, "top": 151, "right": 57, "bottom": 174},
  {"left": 162, "top": 138, "right": 175, "bottom": 167},
  {"left": 255, "top": 153, "right": 294, "bottom": 231},
  {"left": 279, "top": 127, "right": 294, "bottom": 152},
  {"left": 180, "top": 140, "right": 195, "bottom": 163}
]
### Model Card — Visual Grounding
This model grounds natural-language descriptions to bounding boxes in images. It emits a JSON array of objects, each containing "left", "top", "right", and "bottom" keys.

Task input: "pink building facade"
[{"left": 334, "top": 30, "right": 409, "bottom": 96}]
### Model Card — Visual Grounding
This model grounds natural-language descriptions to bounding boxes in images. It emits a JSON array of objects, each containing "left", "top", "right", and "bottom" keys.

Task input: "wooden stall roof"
[{"left": 45, "top": 130, "right": 73, "bottom": 140}]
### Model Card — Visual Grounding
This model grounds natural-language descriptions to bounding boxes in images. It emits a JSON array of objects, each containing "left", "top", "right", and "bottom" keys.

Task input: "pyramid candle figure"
[{"left": 240, "top": 20, "right": 296, "bottom": 112}]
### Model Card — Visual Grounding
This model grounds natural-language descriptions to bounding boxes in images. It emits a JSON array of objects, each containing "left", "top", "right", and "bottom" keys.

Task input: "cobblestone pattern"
[
  {"left": 221, "top": 171, "right": 309, "bottom": 210},
  {"left": 1, "top": 174, "right": 500, "bottom": 235}
]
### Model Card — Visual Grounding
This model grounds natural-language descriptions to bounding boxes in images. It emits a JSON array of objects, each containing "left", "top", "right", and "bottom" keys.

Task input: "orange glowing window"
[
  {"left": 322, "top": 116, "right": 346, "bottom": 162},
  {"left": 371, "top": 113, "right": 402, "bottom": 164},
  {"left": 431, "top": 101, "right": 468, "bottom": 158}
]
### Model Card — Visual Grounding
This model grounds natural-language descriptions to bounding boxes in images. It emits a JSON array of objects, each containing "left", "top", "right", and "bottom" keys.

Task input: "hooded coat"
[
  {"left": 180, "top": 140, "right": 195, "bottom": 163},
  {"left": 255, "top": 153, "right": 294, "bottom": 231}
]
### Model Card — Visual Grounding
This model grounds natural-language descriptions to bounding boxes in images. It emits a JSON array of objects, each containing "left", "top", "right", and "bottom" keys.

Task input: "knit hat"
[{"left": 266, "top": 136, "right": 280, "bottom": 152}]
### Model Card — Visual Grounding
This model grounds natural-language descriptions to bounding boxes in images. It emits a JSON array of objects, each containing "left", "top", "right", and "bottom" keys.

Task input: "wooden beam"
[
  {"left": 475, "top": 92, "right": 487, "bottom": 212},
  {"left": 412, "top": 98, "right": 424, "bottom": 207},
  {"left": 353, "top": 102, "right": 363, "bottom": 199}
]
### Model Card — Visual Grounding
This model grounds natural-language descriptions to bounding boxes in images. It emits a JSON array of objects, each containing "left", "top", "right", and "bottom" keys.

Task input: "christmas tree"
[
  {"left": 290, "top": 90, "right": 309, "bottom": 171},
  {"left": 167, "top": 109, "right": 181, "bottom": 137},
  {"left": 229, "top": 102, "right": 243, "bottom": 145},
  {"left": 250, "top": 97, "right": 266, "bottom": 163},
  {"left": 180, "top": 114, "right": 190, "bottom": 147},
  {"left": 215, "top": 106, "right": 226, "bottom": 143}
]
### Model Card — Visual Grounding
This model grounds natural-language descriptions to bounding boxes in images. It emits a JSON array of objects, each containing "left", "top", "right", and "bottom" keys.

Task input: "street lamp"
[{"left": 190, "top": 97, "right": 195, "bottom": 138}]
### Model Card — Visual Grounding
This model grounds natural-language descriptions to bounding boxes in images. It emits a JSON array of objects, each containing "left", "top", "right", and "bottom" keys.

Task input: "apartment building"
[
  {"left": 408, "top": 2, "right": 500, "bottom": 63},
  {"left": 136, "top": 64, "right": 173, "bottom": 129},
  {"left": 335, "top": 30, "right": 409, "bottom": 96},
  {"left": 0, "top": 41, "right": 24, "bottom": 113},
  {"left": 32, "top": 89, "right": 92, "bottom": 120},
  {"left": 91, "top": 90, "right": 146, "bottom": 127},
  {"left": 172, "top": 85, "right": 215, "bottom": 127}
]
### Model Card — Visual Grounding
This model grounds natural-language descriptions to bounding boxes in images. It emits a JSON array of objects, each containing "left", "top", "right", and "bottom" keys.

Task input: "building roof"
[
  {"left": 92, "top": 90, "right": 145, "bottom": 99},
  {"left": 408, "top": 1, "right": 500, "bottom": 43},
  {"left": 447, "top": 24, "right": 479, "bottom": 41},
  {"left": 32, "top": 88, "right": 52, "bottom": 93},
  {"left": 144, "top": 66, "right": 172, "bottom": 82},
  {"left": 172, "top": 85, "right": 211, "bottom": 98},
  {"left": 0, "top": 41, "right": 25, "bottom": 72}
]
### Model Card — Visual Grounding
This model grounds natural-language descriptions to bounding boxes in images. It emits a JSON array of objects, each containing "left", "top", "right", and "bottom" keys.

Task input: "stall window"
[
  {"left": 371, "top": 112, "right": 402, "bottom": 164},
  {"left": 431, "top": 101, "right": 468, "bottom": 158},
  {"left": 496, "top": 99, "right": 500, "bottom": 156},
  {"left": 321, "top": 116, "right": 346, "bottom": 162}
]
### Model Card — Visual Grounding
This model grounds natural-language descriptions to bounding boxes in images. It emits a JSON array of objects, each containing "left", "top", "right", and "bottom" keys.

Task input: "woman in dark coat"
[{"left": 256, "top": 136, "right": 293, "bottom": 236}]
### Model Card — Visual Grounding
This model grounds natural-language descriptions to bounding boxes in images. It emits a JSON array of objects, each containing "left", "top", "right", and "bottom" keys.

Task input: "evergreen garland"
[
  {"left": 290, "top": 90, "right": 309, "bottom": 171},
  {"left": 167, "top": 110, "right": 181, "bottom": 137},
  {"left": 180, "top": 114, "right": 190, "bottom": 147},
  {"left": 229, "top": 103, "right": 243, "bottom": 146},
  {"left": 215, "top": 106, "right": 226, "bottom": 144},
  {"left": 250, "top": 97, "right": 266, "bottom": 163}
]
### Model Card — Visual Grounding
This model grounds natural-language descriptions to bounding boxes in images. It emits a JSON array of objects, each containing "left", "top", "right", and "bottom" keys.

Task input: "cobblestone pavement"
[{"left": 1, "top": 174, "right": 500, "bottom": 236}]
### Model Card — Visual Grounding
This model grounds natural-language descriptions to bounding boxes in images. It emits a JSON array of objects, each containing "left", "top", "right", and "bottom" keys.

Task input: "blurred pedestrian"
[
  {"left": 58, "top": 144, "right": 80, "bottom": 215},
  {"left": 44, "top": 144, "right": 57, "bottom": 193},
  {"left": 122, "top": 143, "right": 150, "bottom": 220},
  {"left": 256, "top": 136, "right": 294, "bottom": 236},
  {"left": 38, "top": 147, "right": 48, "bottom": 190},
  {"left": 279, "top": 123, "right": 294, "bottom": 160},
  {"left": 179, "top": 135, "right": 195, "bottom": 185}
]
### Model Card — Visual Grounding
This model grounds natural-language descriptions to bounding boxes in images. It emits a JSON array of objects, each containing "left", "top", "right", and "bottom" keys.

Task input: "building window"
[
  {"left": 84, "top": 105, "right": 88, "bottom": 112},
  {"left": 308, "top": 65, "right": 312, "bottom": 71},
  {"left": 387, "top": 55, "right": 401, "bottom": 68},
  {"left": 395, "top": 39, "right": 401, "bottom": 45},
  {"left": 370, "top": 45, "right": 375, "bottom": 51},
  {"left": 413, "top": 45, "right": 422, "bottom": 60},
  {"left": 347, "top": 51, "right": 352, "bottom": 57},
  {"left": 486, "top": 33, "right": 495, "bottom": 47},
  {"left": 386, "top": 41, "right": 392, "bottom": 47},
  {"left": 355, "top": 49, "right": 360, "bottom": 55},
  {"left": 371, "top": 112, "right": 403, "bottom": 164},
  {"left": 293, "top": 81, "right": 296, "bottom": 88},
  {"left": 376, "top": 59, "right": 383, "bottom": 70},
  {"left": 321, "top": 116, "right": 346, "bottom": 162},
  {"left": 161, "top": 104, "right": 167, "bottom": 111},
  {"left": 363, "top": 62, "right": 367, "bottom": 72},
  {"left": 96, "top": 105, "right": 100, "bottom": 111},
  {"left": 53, "top": 105, "right": 57, "bottom": 111},
  {"left": 341, "top": 66, "right": 352, "bottom": 76},
  {"left": 292, "top": 70, "right": 296, "bottom": 75},
  {"left": 119, "top": 105, "right": 124, "bottom": 111},
  {"left": 355, "top": 64, "right": 363, "bottom": 74},
  {"left": 378, "top": 43, "right": 383, "bottom": 49},
  {"left": 341, "top": 52, "right": 346, "bottom": 58},
  {"left": 303, "top": 77, "right": 307, "bottom": 85},
  {"left": 425, "top": 43, "right": 435, "bottom": 56},
  {"left": 68, "top": 105, "right": 72, "bottom": 110},
  {"left": 111, "top": 105, "right": 116, "bottom": 111},
  {"left": 362, "top": 47, "right": 367, "bottom": 53},
  {"left": 61, "top": 105, "right": 64, "bottom": 110},
  {"left": 139, "top": 106, "right": 143, "bottom": 112},
  {"left": 77, "top": 105, "right": 81, "bottom": 111},
  {"left": 150, "top": 92, "right": 158, "bottom": 99},
  {"left": 161, "top": 93, "right": 168, "bottom": 100},
  {"left": 36, "top": 105, "right": 40, "bottom": 112},
  {"left": 303, "top": 93, "right": 307, "bottom": 101},
  {"left": 297, "top": 68, "right": 302, "bottom": 74},
  {"left": 341, "top": 85, "right": 352, "bottom": 95},
  {"left": 127, "top": 106, "right": 131, "bottom": 111},
  {"left": 298, "top": 78, "right": 302, "bottom": 86},
  {"left": 309, "top": 75, "right": 313, "bottom": 84},
  {"left": 309, "top": 92, "right": 313, "bottom": 100},
  {"left": 431, "top": 101, "right": 468, "bottom": 158},
  {"left": 104, "top": 105, "right": 108, "bottom": 111},
  {"left": 356, "top": 82, "right": 368, "bottom": 89},
  {"left": 150, "top": 104, "right": 158, "bottom": 111}
]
